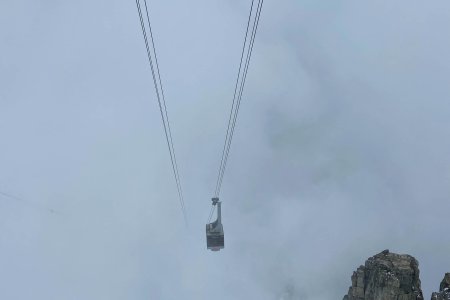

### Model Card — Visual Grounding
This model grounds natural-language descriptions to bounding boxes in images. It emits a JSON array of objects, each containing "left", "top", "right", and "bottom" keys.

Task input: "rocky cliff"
[
  {"left": 431, "top": 273, "right": 450, "bottom": 300},
  {"left": 343, "top": 250, "right": 424, "bottom": 300},
  {"left": 343, "top": 250, "right": 450, "bottom": 300}
]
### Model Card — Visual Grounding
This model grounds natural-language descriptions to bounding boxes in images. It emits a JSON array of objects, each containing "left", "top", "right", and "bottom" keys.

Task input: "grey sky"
[{"left": 1, "top": 1, "right": 450, "bottom": 299}]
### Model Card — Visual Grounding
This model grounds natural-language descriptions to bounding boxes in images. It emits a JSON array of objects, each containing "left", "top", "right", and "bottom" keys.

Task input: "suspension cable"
[
  {"left": 217, "top": 0, "right": 264, "bottom": 196},
  {"left": 214, "top": 0, "right": 264, "bottom": 198},
  {"left": 135, "top": 0, "right": 187, "bottom": 225},
  {"left": 0, "top": 190, "right": 57, "bottom": 214},
  {"left": 214, "top": 0, "right": 255, "bottom": 198}
]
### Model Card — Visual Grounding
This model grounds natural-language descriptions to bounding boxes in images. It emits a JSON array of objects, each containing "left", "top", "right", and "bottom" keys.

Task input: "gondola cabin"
[{"left": 206, "top": 198, "right": 224, "bottom": 251}]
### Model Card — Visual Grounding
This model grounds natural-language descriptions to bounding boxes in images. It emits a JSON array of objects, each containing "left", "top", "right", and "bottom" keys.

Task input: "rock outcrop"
[
  {"left": 431, "top": 273, "right": 450, "bottom": 300},
  {"left": 343, "top": 249, "right": 424, "bottom": 300}
]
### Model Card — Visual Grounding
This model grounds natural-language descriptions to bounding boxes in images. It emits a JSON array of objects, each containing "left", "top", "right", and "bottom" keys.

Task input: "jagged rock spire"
[
  {"left": 343, "top": 250, "right": 424, "bottom": 300},
  {"left": 431, "top": 273, "right": 450, "bottom": 300}
]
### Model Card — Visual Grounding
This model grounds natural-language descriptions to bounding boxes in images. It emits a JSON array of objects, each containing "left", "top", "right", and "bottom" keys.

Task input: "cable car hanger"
[{"left": 206, "top": 0, "right": 264, "bottom": 252}]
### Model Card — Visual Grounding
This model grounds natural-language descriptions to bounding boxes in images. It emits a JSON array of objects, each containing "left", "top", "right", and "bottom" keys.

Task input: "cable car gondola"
[{"left": 206, "top": 197, "right": 224, "bottom": 251}]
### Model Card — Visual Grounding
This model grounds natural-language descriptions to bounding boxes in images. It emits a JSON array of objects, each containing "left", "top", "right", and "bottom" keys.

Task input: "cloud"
[{"left": 1, "top": 0, "right": 449, "bottom": 299}]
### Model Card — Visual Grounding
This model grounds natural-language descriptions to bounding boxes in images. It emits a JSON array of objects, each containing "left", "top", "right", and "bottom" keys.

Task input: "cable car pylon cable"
[
  {"left": 214, "top": 0, "right": 264, "bottom": 198},
  {"left": 135, "top": 0, "right": 187, "bottom": 226}
]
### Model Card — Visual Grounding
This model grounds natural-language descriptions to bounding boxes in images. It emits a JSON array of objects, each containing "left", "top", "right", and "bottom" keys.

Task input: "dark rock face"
[
  {"left": 431, "top": 273, "right": 450, "bottom": 300},
  {"left": 343, "top": 250, "right": 424, "bottom": 300}
]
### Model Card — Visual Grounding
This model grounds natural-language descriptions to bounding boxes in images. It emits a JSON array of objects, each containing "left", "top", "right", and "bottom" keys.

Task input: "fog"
[{"left": 1, "top": 1, "right": 450, "bottom": 299}]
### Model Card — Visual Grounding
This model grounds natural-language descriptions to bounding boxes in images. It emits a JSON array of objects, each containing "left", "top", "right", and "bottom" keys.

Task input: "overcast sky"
[{"left": 1, "top": 1, "right": 450, "bottom": 299}]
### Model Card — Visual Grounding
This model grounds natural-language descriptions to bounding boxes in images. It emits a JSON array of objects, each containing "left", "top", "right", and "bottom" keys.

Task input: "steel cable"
[
  {"left": 214, "top": 0, "right": 264, "bottom": 197},
  {"left": 135, "top": 0, "right": 187, "bottom": 225},
  {"left": 214, "top": 0, "right": 255, "bottom": 198}
]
